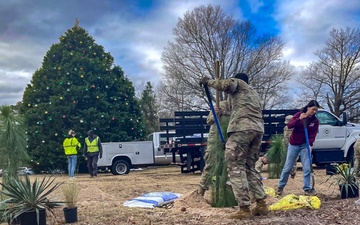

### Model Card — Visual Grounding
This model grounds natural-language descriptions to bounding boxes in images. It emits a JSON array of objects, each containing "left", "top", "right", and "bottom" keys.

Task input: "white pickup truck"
[
  {"left": 97, "top": 132, "right": 179, "bottom": 175},
  {"left": 311, "top": 109, "right": 360, "bottom": 166}
]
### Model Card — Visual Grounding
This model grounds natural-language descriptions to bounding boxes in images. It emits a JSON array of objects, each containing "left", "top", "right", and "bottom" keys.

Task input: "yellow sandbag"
[
  {"left": 264, "top": 186, "right": 277, "bottom": 197},
  {"left": 269, "top": 194, "right": 321, "bottom": 211}
]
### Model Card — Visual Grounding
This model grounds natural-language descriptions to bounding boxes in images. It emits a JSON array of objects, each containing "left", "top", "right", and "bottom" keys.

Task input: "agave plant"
[
  {"left": 326, "top": 163, "right": 359, "bottom": 198},
  {"left": 0, "top": 175, "right": 63, "bottom": 224}
]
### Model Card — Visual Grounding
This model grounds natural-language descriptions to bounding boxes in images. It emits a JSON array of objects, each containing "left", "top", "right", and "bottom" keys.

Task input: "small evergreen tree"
[
  {"left": 140, "top": 82, "right": 159, "bottom": 136},
  {"left": 0, "top": 106, "right": 29, "bottom": 184},
  {"left": 20, "top": 21, "right": 145, "bottom": 172},
  {"left": 208, "top": 116, "right": 237, "bottom": 207}
]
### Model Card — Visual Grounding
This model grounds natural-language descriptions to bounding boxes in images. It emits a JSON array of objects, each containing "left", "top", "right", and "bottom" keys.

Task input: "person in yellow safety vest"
[
  {"left": 63, "top": 130, "right": 81, "bottom": 179},
  {"left": 83, "top": 130, "right": 103, "bottom": 178}
]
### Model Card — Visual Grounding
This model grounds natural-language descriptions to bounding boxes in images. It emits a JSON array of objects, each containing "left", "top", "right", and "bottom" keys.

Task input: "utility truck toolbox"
[{"left": 97, "top": 141, "right": 154, "bottom": 175}]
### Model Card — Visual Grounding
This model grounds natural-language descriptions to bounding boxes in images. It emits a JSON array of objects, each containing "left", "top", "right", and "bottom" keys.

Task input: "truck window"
[
  {"left": 148, "top": 134, "right": 153, "bottom": 142},
  {"left": 316, "top": 111, "right": 341, "bottom": 126},
  {"left": 160, "top": 134, "right": 169, "bottom": 145}
]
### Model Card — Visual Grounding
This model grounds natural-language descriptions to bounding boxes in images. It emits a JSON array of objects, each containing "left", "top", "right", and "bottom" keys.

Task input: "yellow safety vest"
[
  {"left": 85, "top": 137, "right": 99, "bottom": 153},
  {"left": 63, "top": 137, "right": 81, "bottom": 156}
]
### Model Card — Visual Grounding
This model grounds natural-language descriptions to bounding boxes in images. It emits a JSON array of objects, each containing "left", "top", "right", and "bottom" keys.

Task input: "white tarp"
[{"left": 123, "top": 192, "right": 182, "bottom": 208}]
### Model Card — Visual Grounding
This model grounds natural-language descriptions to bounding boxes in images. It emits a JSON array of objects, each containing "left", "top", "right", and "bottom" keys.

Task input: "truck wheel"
[{"left": 111, "top": 160, "right": 130, "bottom": 175}]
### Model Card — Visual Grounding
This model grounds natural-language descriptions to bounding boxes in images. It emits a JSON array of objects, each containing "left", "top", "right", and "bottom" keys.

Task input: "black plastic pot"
[
  {"left": 339, "top": 183, "right": 359, "bottom": 199},
  {"left": 63, "top": 207, "right": 78, "bottom": 223},
  {"left": 16, "top": 208, "right": 46, "bottom": 225}
]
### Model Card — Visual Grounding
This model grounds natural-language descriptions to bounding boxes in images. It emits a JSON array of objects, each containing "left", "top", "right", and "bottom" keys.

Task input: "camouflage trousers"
[
  {"left": 199, "top": 146, "right": 212, "bottom": 190},
  {"left": 225, "top": 131, "right": 267, "bottom": 207},
  {"left": 354, "top": 142, "right": 360, "bottom": 173}
]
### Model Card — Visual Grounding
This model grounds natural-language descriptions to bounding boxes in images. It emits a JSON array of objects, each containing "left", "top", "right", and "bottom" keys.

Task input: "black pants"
[{"left": 86, "top": 152, "right": 99, "bottom": 177}]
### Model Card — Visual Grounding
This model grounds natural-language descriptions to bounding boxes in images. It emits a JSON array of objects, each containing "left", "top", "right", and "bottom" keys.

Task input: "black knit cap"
[
  {"left": 234, "top": 73, "right": 249, "bottom": 84},
  {"left": 87, "top": 130, "right": 94, "bottom": 135}
]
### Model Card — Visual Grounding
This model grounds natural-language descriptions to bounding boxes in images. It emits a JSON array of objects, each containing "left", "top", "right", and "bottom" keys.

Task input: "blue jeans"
[
  {"left": 67, "top": 155, "right": 77, "bottom": 177},
  {"left": 278, "top": 143, "right": 311, "bottom": 191}
]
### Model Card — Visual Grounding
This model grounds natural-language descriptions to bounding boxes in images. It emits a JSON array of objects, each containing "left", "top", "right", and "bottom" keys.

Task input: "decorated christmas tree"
[{"left": 21, "top": 20, "right": 145, "bottom": 172}]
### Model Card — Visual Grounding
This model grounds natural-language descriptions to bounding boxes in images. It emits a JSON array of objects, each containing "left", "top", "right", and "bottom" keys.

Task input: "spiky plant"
[
  {"left": 207, "top": 116, "right": 237, "bottom": 207},
  {"left": 266, "top": 134, "right": 286, "bottom": 179},
  {"left": 0, "top": 176, "right": 63, "bottom": 224},
  {"left": 0, "top": 105, "right": 29, "bottom": 185},
  {"left": 325, "top": 163, "right": 359, "bottom": 199}
]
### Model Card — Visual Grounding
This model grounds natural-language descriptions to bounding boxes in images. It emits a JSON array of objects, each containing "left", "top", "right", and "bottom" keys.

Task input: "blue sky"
[{"left": 0, "top": 0, "right": 359, "bottom": 105}]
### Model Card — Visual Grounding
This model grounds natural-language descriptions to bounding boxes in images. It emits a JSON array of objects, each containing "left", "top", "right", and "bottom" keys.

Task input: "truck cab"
[
  {"left": 312, "top": 109, "right": 360, "bottom": 166},
  {"left": 148, "top": 131, "right": 180, "bottom": 164}
]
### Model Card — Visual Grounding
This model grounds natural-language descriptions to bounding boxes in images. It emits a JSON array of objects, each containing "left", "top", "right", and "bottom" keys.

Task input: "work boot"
[
  {"left": 197, "top": 186, "right": 206, "bottom": 197},
  {"left": 252, "top": 199, "right": 270, "bottom": 216},
  {"left": 229, "top": 206, "right": 252, "bottom": 220},
  {"left": 276, "top": 187, "right": 283, "bottom": 196},
  {"left": 304, "top": 188, "right": 317, "bottom": 196}
]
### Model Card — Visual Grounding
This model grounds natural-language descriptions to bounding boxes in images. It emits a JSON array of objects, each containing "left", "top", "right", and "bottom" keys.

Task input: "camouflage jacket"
[
  {"left": 283, "top": 125, "right": 293, "bottom": 147},
  {"left": 206, "top": 100, "right": 231, "bottom": 138},
  {"left": 207, "top": 78, "right": 264, "bottom": 133}
]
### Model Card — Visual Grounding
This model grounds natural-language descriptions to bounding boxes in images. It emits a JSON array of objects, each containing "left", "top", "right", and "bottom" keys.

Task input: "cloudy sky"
[{"left": 0, "top": 0, "right": 359, "bottom": 105}]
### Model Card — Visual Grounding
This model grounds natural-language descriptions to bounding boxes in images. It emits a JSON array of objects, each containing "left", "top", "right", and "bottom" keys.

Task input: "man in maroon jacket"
[{"left": 276, "top": 100, "right": 320, "bottom": 196}]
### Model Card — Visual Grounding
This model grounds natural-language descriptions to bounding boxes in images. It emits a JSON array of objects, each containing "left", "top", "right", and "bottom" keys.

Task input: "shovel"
[
  {"left": 303, "top": 119, "right": 315, "bottom": 190},
  {"left": 203, "top": 84, "right": 226, "bottom": 145}
]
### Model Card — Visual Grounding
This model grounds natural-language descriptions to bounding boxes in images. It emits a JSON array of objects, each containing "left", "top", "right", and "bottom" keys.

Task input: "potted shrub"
[
  {"left": 326, "top": 163, "right": 359, "bottom": 199},
  {"left": 0, "top": 176, "right": 62, "bottom": 225},
  {"left": 61, "top": 182, "right": 79, "bottom": 223}
]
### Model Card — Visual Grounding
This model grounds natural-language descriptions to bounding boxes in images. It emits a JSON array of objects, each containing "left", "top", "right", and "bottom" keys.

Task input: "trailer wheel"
[{"left": 111, "top": 160, "right": 130, "bottom": 175}]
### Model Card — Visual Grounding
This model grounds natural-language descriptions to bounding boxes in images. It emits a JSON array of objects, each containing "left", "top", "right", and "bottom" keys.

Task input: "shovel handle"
[{"left": 204, "top": 84, "right": 226, "bottom": 144}]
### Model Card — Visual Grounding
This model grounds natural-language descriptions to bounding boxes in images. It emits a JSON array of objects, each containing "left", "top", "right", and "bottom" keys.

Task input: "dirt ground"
[{"left": 2, "top": 164, "right": 360, "bottom": 225}]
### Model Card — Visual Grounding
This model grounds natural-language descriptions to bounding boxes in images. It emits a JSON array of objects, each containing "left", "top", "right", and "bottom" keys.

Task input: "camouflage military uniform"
[
  {"left": 354, "top": 138, "right": 360, "bottom": 174},
  {"left": 199, "top": 100, "right": 230, "bottom": 191},
  {"left": 255, "top": 154, "right": 267, "bottom": 173},
  {"left": 207, "top": 78, "right": 267, "bottom": 207}
]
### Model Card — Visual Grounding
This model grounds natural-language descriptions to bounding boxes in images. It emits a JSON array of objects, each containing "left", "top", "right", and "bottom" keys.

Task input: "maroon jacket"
[{"left": 288, "top": 111, "right": 319, "bottom": 146}]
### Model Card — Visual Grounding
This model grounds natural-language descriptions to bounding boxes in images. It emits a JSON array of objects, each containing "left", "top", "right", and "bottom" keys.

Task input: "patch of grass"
[{"left": 61, "top": 182, "right": 79, "bottom": 208}]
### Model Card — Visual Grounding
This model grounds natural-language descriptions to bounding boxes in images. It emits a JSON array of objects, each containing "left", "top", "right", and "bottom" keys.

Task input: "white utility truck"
[{"left": 97, "top": 132, "right": 179, "bottom": 175}]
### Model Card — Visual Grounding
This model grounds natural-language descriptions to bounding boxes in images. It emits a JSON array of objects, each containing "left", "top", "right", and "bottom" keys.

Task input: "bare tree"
[
  {"left": 161, "top": 4, "right": 293, "bottom": 111},
  {"left": 253, "top": 61, "right": 294, "bottom": 109},
  {"left": 156, "top": 75, "right": 205, "bottom": 118},
  {"left": 133, "top": 80, "right": 147, "bottom": 99},
  {"left": 300, "top": 27, "right": 360, "bottom": 119}
]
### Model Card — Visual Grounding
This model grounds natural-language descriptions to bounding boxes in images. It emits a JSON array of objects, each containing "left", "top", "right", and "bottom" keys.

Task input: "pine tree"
[
  {"left": 140, "top": 82, "right": 159, "bottom": 135},
  {"left": 208, "top": 116, "right": 237, "bottom": 207},
  {"left": 20, "top": 21, "right": 145, "bottom": 172},
  {"left": 0, "top": 105, "right": 29, "bottom": 184}
]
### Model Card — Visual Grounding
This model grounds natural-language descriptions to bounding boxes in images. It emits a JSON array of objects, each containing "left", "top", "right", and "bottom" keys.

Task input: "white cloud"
[
  {"left": 247, "top": 0, "right": 264, "bottom": 13},
  {"left": 275, "top": 0, "right": 360, "bottom": 67}
]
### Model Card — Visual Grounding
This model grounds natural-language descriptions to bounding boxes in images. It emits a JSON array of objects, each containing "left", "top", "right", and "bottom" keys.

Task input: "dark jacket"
[
  {"left": 288, "top": 111, "right": 319, "bottom": 146},
  {"left": 83, "top": 134, "right": 103, "bottom": 156}
]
